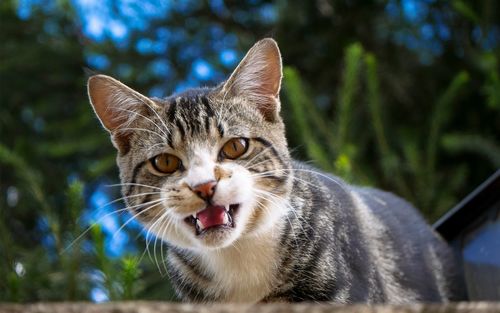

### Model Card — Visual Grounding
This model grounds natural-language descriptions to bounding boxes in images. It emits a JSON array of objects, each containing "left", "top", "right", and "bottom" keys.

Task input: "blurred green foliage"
[{"left": 1, "top": 0, "right": 499, "bottom": 303}]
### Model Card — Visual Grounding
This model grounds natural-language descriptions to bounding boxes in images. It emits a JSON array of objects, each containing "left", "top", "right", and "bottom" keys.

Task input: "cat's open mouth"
[{"left": 184, "top": 204, "right": 239, "bottom": 236}]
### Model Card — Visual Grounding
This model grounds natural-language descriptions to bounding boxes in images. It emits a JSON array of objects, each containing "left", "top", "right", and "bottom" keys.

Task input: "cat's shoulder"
[{"left": 290, "top": 159, "right": 425, "bottom": 222}]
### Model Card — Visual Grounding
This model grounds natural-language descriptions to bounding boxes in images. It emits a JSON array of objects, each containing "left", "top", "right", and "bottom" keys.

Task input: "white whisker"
[
  {"left": 115, "top": 127, "right": 169, "bottom": 141},
  {"left": 111, "top": 198, "right": 165, "bottom": 239},
  {"left": 115, "top": 107, "right": 170, "bottom": 139},
  {"left": 106, "top": 182, "right": 163, "bottom": 191}
]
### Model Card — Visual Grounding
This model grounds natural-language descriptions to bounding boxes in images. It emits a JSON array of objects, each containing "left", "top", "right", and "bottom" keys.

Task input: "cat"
[{"left": 87, "top": 38, "right": 463, "bottom": 303}]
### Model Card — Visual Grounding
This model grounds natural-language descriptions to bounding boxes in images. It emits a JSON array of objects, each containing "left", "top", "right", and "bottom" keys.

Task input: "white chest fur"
[{"left": 199, "top": 230, "right": 281, "bottom": 302}]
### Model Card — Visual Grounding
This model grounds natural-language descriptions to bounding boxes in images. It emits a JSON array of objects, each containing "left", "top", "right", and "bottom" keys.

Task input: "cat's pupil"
[
  {"left": 151, "top": 153, "right": 180, "bottom": 174},
  {"left": 221, "top": 138, "right": 247, "bottom": 159}
]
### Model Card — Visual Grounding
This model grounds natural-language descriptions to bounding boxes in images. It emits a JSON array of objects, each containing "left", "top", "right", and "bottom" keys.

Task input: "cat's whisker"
[
  {"left": 256, "top": 189, "right": 309, "bottom": 226},
  {"left": 88, "top": 191, "right": 164, "bottom": 218},
  {"left": 166, "top": 211, "right": 182, "bottom": 238},
  {"left": 115, "top": 107, "right": 170, "bottom": 140},
  {"left": 242, "top": 146, "right": 274, "bottom": 168},
  {"left": 152, "top": 223, "right": 166, "bottom": 276},
  {"left": 247, "top": 168, "right": 292, "bottom": 176},
  {"left": 253, "top": 188, "right": 309, "bottom": 239},
  {"left": 243, "top": 156, "right": 280, "bottom": 172},
  {"left": 146, "top": 142, "right": 169, "bottom": 153},
  {"left": 147, "top": 208, "right": 181, "bottom": 276},
  {"left": 247, "top": 168, "right": 289, "bottom": 175},
  {"left": 158, "top": 213, "right": 177, "bottom": 276},
  {"left": 252, "top": 171, "right": 320, "bottom": 191},
  {"left": 279, "top": 168, "right": 350, "bottom": 194},
  {"left": 141, "top": 205, "right": 178, "bottom": 276},
  {"left": 61, "top": 207, "right": 127, "bottom": 254},
  {"left": 249, "top": 168, "right": 338, "bottom": 192},
  {"left": 136, "top": 231, "right": 153, "bottom": 268},
  {"left": 218, "top": 83, "right": 236, "bottom": 119},
  {"left": 220, "top": 70, "right": 241, "bottom": 105},
  {"left": 124, "top": 194, "right": 179, "bottom": 211},
  {"left": 140, "top": 98, "right": 172, "bottom": 137},
  {"left": 216, "top": 90, "right": 240, "bottom": 124},
  {"left": 252, "top": 192, "right": 301, "bottom": 249},
  {"left": 143, "top": 227, "right": 157, "bottom": 273},
  {"left": 146, "top": 210, "right": 170, "bottom": 275},
  {"left": 153, "top": 213, "right": 167, "bottom": 275},
  {"left": 115, "top": 127, "right": 169, "bottom": 142},
  {"left": 244, "top": 159, "right": 271, "bottom": 172},
  {"left": 252, "top": 197, "right": 280, "bottom": 232},
  {"left": 106, "top": 182, "right": 163, "bottom": 191},
  {"left": 159, "top": 213, "right": 177, "bottom": 275},
  {"left": 64, "top": 197, "right": 163, "bottom": 254},
  {"left": 111, "top": 198, "right": 166, "bottom": 240}
]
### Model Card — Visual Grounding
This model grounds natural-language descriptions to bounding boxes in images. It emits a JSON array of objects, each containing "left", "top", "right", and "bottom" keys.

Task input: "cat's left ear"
[
  {"left": 221, "top": 38, "right": 282, "bottom": 122},
  {"left": 87, "top": 74, "right": 159, "bottom": 153}
]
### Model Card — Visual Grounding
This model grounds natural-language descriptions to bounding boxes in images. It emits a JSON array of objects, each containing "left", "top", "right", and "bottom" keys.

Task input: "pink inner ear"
[
  {"left": 87, "top": 74, "right": 153, "bottom": 154},
  {"left": 88, "top": 76, "right": 126, "bottom": 132},
  {"left": 258, "top": 46, "right": 282, "bottom": 98},
  {"left": 222, "top": 39, "right": 283, "bottom": 121}
]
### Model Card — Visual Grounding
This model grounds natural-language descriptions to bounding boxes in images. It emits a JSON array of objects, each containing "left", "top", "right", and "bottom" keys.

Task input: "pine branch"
[
  {"left": 426, "top": 71, "right": 469, "bottom": 191},
  {"left": 0, "top": 143, "right": 63, "bottom": 254},
  {"left": 442, "top": 133, "right": 500, "bottom": 167},
  {"left": 335, "top": 43, "right": 364, "bottom": 151},
  {"left": 364, "top": 53, "right": 412, "bottom": 199},
  {"left": 283, "top": 67, "right": 333, "bottom": 171}
]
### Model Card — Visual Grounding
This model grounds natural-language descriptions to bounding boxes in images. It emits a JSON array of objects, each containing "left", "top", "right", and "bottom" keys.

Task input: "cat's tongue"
[{"left": 196, "top": 205, "right": 226, "bottom": 229}]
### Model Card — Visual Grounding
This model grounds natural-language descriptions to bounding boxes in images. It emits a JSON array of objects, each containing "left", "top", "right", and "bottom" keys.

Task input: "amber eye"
[
  {"left": 221, "top": 138, "right": 249, "bottom": 159},
  {"left": 149, "top": 153, "right": 181, "bottom": 175}
]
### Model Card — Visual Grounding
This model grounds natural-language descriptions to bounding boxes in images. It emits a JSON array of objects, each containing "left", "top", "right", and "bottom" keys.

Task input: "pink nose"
[{"left": 192, "top": 180, "right": 217, "bottom": 200}]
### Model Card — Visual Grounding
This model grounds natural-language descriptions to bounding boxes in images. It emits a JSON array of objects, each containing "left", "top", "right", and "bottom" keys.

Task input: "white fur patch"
[{"left": 197, "top": 225, "right": 284, "bottom": 302}]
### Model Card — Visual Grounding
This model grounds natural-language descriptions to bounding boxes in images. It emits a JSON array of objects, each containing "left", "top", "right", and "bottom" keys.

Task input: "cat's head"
[{"left": 87, "top": 38, "right": 292, "bottom": 250}]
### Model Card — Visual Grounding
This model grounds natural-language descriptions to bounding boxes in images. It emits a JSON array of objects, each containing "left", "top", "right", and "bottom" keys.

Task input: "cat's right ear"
[
  {"left": 87, "top": 74, "right": 156, "bottom": 153},
  {"left": 221, "top": 38, "right": 282, "bottom": 122}
]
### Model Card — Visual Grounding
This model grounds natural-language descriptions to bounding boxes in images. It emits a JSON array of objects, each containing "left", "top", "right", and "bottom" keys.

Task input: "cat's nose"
[{"left": 192, "top": 180, "right": 217, "bottom": 201}]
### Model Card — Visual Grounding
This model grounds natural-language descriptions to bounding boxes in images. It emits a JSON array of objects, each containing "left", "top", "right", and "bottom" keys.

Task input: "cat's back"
[{"left": 289, "top": 161, "right": 463, "bottom": 302}]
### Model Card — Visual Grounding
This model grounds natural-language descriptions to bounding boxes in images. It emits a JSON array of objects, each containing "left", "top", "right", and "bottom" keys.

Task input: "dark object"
[{"left": 433, "top": 170, "right": 500, "bottom": 301}]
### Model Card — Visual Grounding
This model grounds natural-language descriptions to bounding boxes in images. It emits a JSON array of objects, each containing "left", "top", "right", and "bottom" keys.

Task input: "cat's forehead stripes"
[{"left": 161, "top": 94, "right": 224, "bottom": 147}]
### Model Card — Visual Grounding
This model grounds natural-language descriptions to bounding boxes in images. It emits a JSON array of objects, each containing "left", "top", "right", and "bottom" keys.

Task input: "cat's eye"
[
  {"left": 221, "top": 138, "right": 249, "bottom": 159},
  {"left": 149, "top": 153, "right": 181, "bottom": 175}
]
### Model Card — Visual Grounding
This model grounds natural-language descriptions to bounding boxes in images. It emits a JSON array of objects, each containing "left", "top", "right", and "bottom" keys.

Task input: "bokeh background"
[{"left": 1, "top": 0, "right": 499, "bottom": 302}]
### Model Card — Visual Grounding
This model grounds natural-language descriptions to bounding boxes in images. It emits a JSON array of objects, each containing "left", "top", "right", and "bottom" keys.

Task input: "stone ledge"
[{"left": 0, "top": 302, "right": 499, "bottom": 313}]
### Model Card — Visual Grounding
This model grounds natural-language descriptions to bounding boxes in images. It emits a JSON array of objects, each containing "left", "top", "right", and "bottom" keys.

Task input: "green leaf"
[
  {"left": 442, "top": 133, "right": 500, "bottom": 167},
  {"left": 283, "top": 67, "right": 332, "bottom": 170},
  {"left": 335, "top": 43, "right": 364, "bottom": 151}
]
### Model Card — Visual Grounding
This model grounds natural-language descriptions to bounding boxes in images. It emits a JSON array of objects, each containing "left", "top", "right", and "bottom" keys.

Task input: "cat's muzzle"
[{"left": 184, "top": 204, "right": 239, "bottom": 236}]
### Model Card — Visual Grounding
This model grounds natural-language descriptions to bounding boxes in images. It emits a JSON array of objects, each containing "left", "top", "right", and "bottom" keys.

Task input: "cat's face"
[{"left": 88, "top": 39, "right": 292, "bottom": 250}]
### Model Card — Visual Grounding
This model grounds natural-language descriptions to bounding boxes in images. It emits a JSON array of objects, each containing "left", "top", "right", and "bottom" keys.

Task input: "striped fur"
[{"left": 87, "top": 38, "right": 464, "bottom": 303}]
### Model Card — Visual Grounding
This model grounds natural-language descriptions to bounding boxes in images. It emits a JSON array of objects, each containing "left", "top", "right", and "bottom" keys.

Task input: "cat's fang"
[
  {"left": 222, "top": 211, "right": 229, "bottom": 225},
  {"left": 196, "top": 219, "right": 204, "bottom": 233}
]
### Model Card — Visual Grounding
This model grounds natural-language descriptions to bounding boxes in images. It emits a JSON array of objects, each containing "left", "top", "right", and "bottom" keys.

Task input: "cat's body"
[
  {"left": 166, "top": 160, "right": 460, "bottom": 303},
  {"left": 87, "top": 38, "right": 463, "bottom": 303}
]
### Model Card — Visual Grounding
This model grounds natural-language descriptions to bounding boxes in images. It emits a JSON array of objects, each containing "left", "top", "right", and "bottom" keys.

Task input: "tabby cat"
[{"left": 87, "top": 38, "right": 463, "bottom": 303}]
